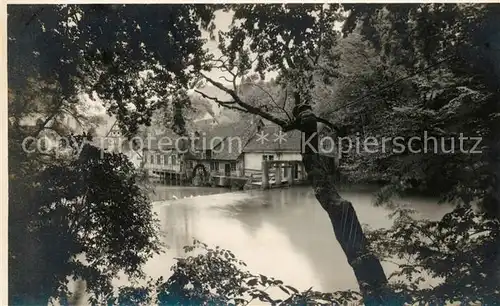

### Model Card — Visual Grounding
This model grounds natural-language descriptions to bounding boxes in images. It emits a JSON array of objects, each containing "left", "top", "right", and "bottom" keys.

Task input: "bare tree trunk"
[{"left": 297, "top": 105, "right": 390, "bottom": 305}]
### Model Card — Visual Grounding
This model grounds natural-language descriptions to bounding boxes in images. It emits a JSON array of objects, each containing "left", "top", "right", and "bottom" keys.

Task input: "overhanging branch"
[
  {"left": 194, "top": 90, "right": 234, "bottom": 105},
  {"left": 241, "top": 82, "right": 293, "bottom": 121},
  {"left": 199, "top": 72, "right": 342, "bottom": 134},
  {"left": 199, "top": 72, "right": 291, "bottom": 127}
]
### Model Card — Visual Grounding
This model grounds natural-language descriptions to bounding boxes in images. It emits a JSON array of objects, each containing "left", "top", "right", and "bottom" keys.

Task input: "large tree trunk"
[
  {"left": 483, "top": 96, "right": 500, "bottom": 293},
  {"left": 296, "top": 105, "right": 391, "bottom": 305}
]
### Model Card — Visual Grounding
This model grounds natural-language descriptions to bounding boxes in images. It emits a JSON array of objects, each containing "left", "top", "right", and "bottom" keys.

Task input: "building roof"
[
  {"left": 186, "top": 117, "right": 307, "bottom": 160},
  {"left": 185, "top": 116, "right": 262, "bottom": 161},
  {"left": 243, "top": 123, "right": 302, "bottom": 153},
  {"left": 209, "top": 117, "right": 259, "bottom": 160},
  {"left": 144, "top": 129, "right": 188, "bottom": 152},
  {"left": 105, "top": 119, "right": 120, "bottom": 137}
]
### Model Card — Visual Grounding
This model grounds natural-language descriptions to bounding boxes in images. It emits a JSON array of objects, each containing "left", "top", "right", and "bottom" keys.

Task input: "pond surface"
[{"left": 111, "top": 185, "right": 451, "bottom": 295}]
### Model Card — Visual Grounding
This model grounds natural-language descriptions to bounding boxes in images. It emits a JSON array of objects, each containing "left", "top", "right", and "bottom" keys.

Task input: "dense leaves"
[
  {"left": 334, "top": 4, "right": 500, "bottom": 303},
  {"left": 8, "top": 4, "right": 218, "bottom": 135},
  {"left": 336, "top": 4, "right": 500, "bottom": 213},
  {"left": 9, "top": 134, "right": 162, "bottom": 304},
  {"left": 366, "top": 205, "right": 500, "bottom": 304},
  {"left": 98, "top": 241, "right": 362, "bottom": 306},
  {"left": 8, "top": 77, "right": 162, "bottom": 304}
]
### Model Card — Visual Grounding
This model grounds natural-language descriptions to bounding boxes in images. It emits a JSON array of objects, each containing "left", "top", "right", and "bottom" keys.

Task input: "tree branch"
[
  {"left": 241, "top": 82, "right": 293, "bottom": 121},
  {"left": 194, "top": 90, "right": 234, "bottom": 105},
  {"left": 212, "top": 57, "right": 239, "bottom": 90},
  {"left": 194, "top": 89, "right": 247, "bottom": 112},
  {"left": 199, "top": 72, "right": 291, "bottom": 128},
  {"left": 32, "top": 98, "right": 65, "bottom": 139},
  {"left": 199, "top": 72, "right": 343, "bottom": 135}
]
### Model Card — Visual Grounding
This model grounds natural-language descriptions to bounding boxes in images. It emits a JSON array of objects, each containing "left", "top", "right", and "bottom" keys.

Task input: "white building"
[
  {"left": 100, "top": 119, "right": 143, "bottom": 168},
  {"left": 186, "top": 117, "right": 306, "bottom": 186},
  {"left": 241, "top": 125, "right": 304, "bottom": 180},
  {"left": 141, "top": 130, "right": 188, "bottom": 177}
]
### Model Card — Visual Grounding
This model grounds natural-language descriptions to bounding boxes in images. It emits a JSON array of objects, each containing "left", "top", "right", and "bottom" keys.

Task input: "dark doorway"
[
  {"left": 224, "top": 163, "right": 231, "bottom": 177},
  {"left": 294, "top": 163, "right": 299, "bottom": 179}
]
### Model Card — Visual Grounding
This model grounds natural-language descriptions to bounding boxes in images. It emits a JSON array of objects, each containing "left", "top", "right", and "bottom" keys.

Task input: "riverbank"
[{"left": 149, "top": 185, "right": 230, "bottom": 201}]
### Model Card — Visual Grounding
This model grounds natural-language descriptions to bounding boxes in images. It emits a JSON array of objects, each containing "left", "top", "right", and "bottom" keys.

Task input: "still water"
[{"left": 113, "top": 185, "right": 451, "bottom": 294}]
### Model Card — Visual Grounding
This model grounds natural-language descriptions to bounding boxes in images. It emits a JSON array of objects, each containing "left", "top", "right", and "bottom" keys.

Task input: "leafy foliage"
[
  {"left": 8, "top": 80, "right": 162, "bottom": 304},
  {"left": 366, "top": 205, "right": 500, "bottom": 305},
  {"left": 151, "top": 91, "right": 216, "bottom": 135},
  {"left": 100, "top": 240, "right": 362, "bottom": 306},
  {"left": 9, "top": 133, "right": 162, "bottom": 304},
  {"left": 334, "top": 4, "right": 500, "bottom": 302},
  {"left": 8, "top": 4, "right": 218, "bottom": 135},
  {"left": 335, "top": 4, "right": 500, "bottom": 214},
  {"left": 8, "top": 6, "right": 217, "bottom": 301}
]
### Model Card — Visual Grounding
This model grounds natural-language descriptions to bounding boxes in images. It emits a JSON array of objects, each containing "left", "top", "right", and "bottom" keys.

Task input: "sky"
[{"left": 196, "top": 10, "right": 237, "bottom": 116}]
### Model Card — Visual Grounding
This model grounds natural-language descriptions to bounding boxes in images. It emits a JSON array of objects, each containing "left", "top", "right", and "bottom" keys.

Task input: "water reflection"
[
  {"left": 127, "top": 186, "right": 452, "bottom": 294},
  {"left": 215, "top": 187, "right": 394, "bottom": 291}
]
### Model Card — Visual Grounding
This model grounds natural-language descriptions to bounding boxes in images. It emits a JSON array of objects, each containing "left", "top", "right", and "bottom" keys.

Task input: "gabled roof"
[
  {"left": 208, "top": 117, "right": 260, "bottom": 160},
  {"left": 186, "top": 116, "right": 263, "bottom": 161},
  {"left": 105, "top": 119, "right": 120, "bottom": 137},
  {"left": 186, "top": 115, "right": 310, "bottom": 160},
  {"left": 243, "top": 123, "right": 302, "bottom": 153},
  {"left": 144, "top": 129, "right": 188, "bottom": 152}
]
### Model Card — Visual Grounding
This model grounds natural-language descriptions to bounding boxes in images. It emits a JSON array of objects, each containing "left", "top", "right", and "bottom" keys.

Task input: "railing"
[{"left": 210, "top": 170, "right": 241, "bottom": 177}]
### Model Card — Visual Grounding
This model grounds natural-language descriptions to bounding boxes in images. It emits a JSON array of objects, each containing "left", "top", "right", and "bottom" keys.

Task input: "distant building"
[
  {"left": 97, "top": 113, "right": 310, "bottom": 186},
  {"left": 101, "top": 120, "right": 143, "bottom": 168},
  {"left": 186, "top": 117, "right": 260, "bottom": 180},
  {"left": 103, "top": 120, "right": 122, "bottom": 151},
  {"left": 242, "top": 124, "right": 304, "bottom": 180},
  {"left": 185, "top": 116, "right": 306, "bottom": 186},
  {"left": 141, "top": 130, "right": 188, "bottom": 177}
]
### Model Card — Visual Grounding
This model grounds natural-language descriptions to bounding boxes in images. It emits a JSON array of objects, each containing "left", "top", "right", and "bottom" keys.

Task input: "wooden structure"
[
  {"left": 260, "top": 160, "right": 306, "bottom": 189},
  {"left": 149, "top": 170, "right": 188, "bottom": 185}
]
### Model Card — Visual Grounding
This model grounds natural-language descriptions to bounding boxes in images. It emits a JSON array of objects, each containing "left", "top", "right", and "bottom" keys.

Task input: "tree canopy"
[{"left": 8, "top": 4, "right": 218, "bottom": 135}]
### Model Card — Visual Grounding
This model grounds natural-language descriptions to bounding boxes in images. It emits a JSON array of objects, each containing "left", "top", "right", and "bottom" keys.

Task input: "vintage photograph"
[{"left": 6, "top": 3, "right": 500, "bottom": 305}]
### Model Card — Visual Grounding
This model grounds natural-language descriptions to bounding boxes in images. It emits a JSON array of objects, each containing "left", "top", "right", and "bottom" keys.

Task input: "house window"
[
  {"left": 230, "top": 162, "right": 236, "bottom": 171},
  {"left": 263, "top": 154, "right": 274, "bottom": 161},
  {"left": 150, "top": 154, "right": 154, "bottom": 164},
  {"left": 172, "top": 155, "right": 177, "bottom": 165},
  {"left": 164, "top": 154, "right": 169, "bottom": 164},
  {"left": 156, "top": 154, "right": 161, "bottom": 165},
  {"left": 210, "top": 161, "right": 219, "bottom": 171},
  {"left": 205, "top": 150, "right": 212, "bottom": 159}
]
